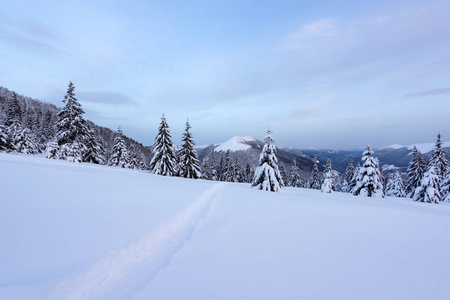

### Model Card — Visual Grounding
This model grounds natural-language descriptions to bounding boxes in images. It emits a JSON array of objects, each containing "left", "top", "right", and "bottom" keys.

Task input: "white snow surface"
[
  {"left": 381, "top": 141, "right": 450, "bottom": 153},
  {"left": 2, "top": 153, "right": 450, "bottom": 300},
  {"left": 214, "top": 136, "right": 257, "bottom": 152}
]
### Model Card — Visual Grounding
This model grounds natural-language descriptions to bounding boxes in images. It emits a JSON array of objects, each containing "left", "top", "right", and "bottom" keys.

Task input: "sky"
[{"left": 1, "top": 0, "right": 449, "bottom": 149}]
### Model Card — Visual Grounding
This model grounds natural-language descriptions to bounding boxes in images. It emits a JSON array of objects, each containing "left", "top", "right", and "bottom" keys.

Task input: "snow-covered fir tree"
[
  {"left": 108, "top": 128, "right": 128, "bottom": 168},
  {"left": 321, "top": 169, "right": 334, "bottom": 193},
  {"left": 279, "top": 164, "right": 289, "bottom": 187},
  {"left": 413, "top": 166, "right": 441, "bottom": 203},
  {"left": 13, "top": 127, "right": 38, "bottom": 154},
  {"left": 149, "top": 114, "right": 178, "bottom": 176},
  {"left": 251, "top": 130, "right": 283, "bottom": 192},
  {"left": 405, "top": 146, "right": 426, "bottom": 197},
  {"left": 178, "top": 120, "right": 201, "bottom": 179},
  {"left": 322, "top": 157, "right": 334, "bottom": 191},
  {"left": 245, "top": 163, "right": 253, "bottom": 183},
  {"left": 342, "top": 162, "right": 355, "bottom": 192},
  {"left": 201, "top": 159, "right": 211, "bottom": 180},
  {"left": 83, "top": 129, "right": 105, "bottom": 165},
  {"left": 385, "top": 170, "right": 406, "bottom": 197},
  {"left": 5, "top": 92, "right": 22, "bottom": 127},
  {"left": 440, "top": 168, "right": 450, "bottom": 202},
  {"left": 0, "top": 120, "right": 11, "bottom": 151},
  {"left": 352, "top": 145, "right": 384, "bottom": 198},
  {"left": 127, "top": 144, "right": 140, "bottom": 169},
  {"left": 289, "top": 158, "right": 303, "bottom": 188},
  {"left": 348, "top": 164, "right": 360, "bottom": 193},
  {"left": 429, "top": 133, "right": 448, "bottom": 180},
  {"left": 53, "top": 82, "right": 89, "bottom": 161},
  {"left": 234, "top": 155, "right": 244, "bottom": 182},
  {"left": 210, "top": 150, "right": 218, "bottom": 181},
  {"left": 309, "top": 156, "right": 321, "bottom": 189}
]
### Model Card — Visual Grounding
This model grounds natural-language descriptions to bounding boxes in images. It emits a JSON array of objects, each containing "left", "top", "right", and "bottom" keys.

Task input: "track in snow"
[{"left": 45, "top": 183, "right": 226, "bottom": 300}]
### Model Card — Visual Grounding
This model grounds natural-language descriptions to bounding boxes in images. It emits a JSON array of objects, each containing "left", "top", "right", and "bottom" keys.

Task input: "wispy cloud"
[
  {"left": 405, "top": 88, "right": 450, "bottom": 98},
  {"left": 77, "top": 91, "right": 137, "bottom": 106}
]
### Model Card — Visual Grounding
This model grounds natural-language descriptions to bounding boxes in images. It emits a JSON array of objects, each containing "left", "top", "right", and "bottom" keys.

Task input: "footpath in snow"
[{"left": 46, "top": 183, "right": 225, "bottom": 300}]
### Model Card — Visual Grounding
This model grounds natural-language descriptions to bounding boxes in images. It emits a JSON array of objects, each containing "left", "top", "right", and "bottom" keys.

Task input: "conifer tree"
[
  {"left": 127, "top": 144, "right": 140, "bottom": 169},
  {"left": 279, "top": 164, "right": 289, "bottom": 187},
  {"left": 440, "top": 168, "right": 450, "bottom": 202},
  {"left": 352, "top": 145, "right": 384, "bottom": 198},
  {"left": 210, "top": 150, "right": 218, "bottom": 181},
  {"left": 54, "top": 82, "right": 89, "bottom": 147},
  {"left": 309, "top": 156, "right": 321, "bottom": 189},
  {"left": 413, "top": 166, "right": 441, "bottom": 203},
  {"left": 321, "top": 169, "right": 334, "bottom": 193},
  {"left": 245, "top": 163, "right": 252, "bottom": 183},
  {"left": 0, "top": 120, "right": 11, "bottom": 151},
  {"left": 83, "top": 129, "right": 105, "bottom": 165},
  {"left": 385, "top": 170, "right": 406, "bottom": 197},
  {"left": 289, "top": 158, "right": 303, "bottom": 188},
  {"left": 429, "top": 133, "right": 448, "bottom": 180},
  {"left": 149, "top": 114, "right": 178, "bottom": 176},
  {"left": 251, "top": 130, "right": 283, "bottom": 192},
  {"left": 5, "top": 92, "right": 22, "bottom": 127},
  {"left": 405, "top": 146, "right": 425, "bottom": 197},
  {"left": 13, "top": 127, "right": 38, "bottom": 154},
  {"left": 217, "top": 155, "right": 226, "bottom": 181},
  {"left": 201, "top": 159, "right": 211, "bottom": 180},
  {"left": 342, "top": 162, "right": 355, "bottom": 192},
  {"left": 234, "top": 155, "right": 244, "bottom": 182},
  {"left": 108, "top": 128, "right": 128, "bottom": 168},
  {"left": 178, "top": 120, "right": 201, "bottom": 179}
]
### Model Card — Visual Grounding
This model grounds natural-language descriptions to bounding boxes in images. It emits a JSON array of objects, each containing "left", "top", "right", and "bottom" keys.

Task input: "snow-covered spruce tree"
[
  {"left": 440, "top": 168, "right": 450, "bottom": 202},
  {"left": 289, "top": 158, "right": 303, "bottom": 188},
  {"left": 245, "top": 163, "right": 252, "bottom": 183},
  {"left": 0, "top": 120, "right": 11, "bottom": 151},
  {"left": 279, "top": 164, "right": 288, "bottom": 186},
  {"left": 5, "top": 92, "right": 22, "bottom": 127},
  {"left": 234, "top": 155, "right": 244, "bottom": 182},
  {"left": 41, "top": 110, "right": 54, "bottom": 142},
  {"left": 385, "top": 170, "right": 406, "bottom": 197},
  {"left": 53, "top": 82, "right": 89, "bottom": 161},
  {"left": 352, "top": 145, "right": 384, "bottom": 198},
  {"left": 321, "top": 169, "right": 334, "bottom": 193},
  {"left": 309, "top": 156, "right": 321, "bottom": 189},
  {"left": 413, "top": 166, "right": 441, "bottom": 203},
  {"left": 348, "top": 164, "right": 360, "bottom": 193},
  {"left": 127, "top": 144, "right": 140, "bottom": 169},
  {"left": 178, "top": 120, "right": 201, "bottom": 179},
  {"left": 405, "top": 146, "right": 425, "bottom": 197},
  {"left": 322, "top": 157, "right": 334, "bottom": 191},
  {"left": 201, "top": 159, "right": 211, "bottom": 180},
  {"left": 108, "top": 128, "right": 128, "bottom": 168},
  {"left": 342, "top": 162, "right": 355, "bottom": 193},
  {"left": 429, "top": 133, "right": 448, "bottom": 181},
  {"left": 83, "top": 129, "right": 105, "bottom": 165},
  {"left": 149, "top": 114, "right": 178, "bottom": 176},
  {"left": 13, "top": 127, "right": 38, "bottom": 154},
  {"left": 210, "top": 150, "right": 218, "bottom": 181},
  {"left": 251, "top": 130, "right": 283, "bottom": 192}
]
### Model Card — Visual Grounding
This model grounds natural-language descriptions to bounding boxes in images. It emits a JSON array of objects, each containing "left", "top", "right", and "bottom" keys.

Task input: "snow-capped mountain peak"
[{"left": 214, "top": 136, "right": 258, "bottom": 152}]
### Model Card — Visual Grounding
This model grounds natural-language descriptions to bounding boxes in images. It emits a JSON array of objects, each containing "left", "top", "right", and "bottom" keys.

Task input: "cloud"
[
  {"left": 405, "top": 88, "right": 450, "bottom": 98},
  {"left": 76, "top": 91, "right": 137, "bottom": 106}
]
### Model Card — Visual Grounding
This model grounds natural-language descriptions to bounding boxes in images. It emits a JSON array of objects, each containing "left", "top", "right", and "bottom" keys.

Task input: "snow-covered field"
[{"left": 1, "top": 153, "right": 450, "bottom": 300}]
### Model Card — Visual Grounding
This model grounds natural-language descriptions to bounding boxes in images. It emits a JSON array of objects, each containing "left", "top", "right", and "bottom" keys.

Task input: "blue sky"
[{"left": 1, "top": 0, "right": 449, "bottom": 149}]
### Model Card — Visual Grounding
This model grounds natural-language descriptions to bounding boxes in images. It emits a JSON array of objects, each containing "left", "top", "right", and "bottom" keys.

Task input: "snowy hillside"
[
  {"left": 214, "top": 136, "right": 258, "bottom": 152},
  {"left": 2, "top": 153, "right": 450, "bottom": 300}
]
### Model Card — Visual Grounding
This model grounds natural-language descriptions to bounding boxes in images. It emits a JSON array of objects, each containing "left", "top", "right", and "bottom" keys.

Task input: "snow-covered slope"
[
  {"left": 2, "top": 153, "right": 450, "bottom": 300},
  {"left": 214, "top": 136, "right": 257, "bottom": 152}
]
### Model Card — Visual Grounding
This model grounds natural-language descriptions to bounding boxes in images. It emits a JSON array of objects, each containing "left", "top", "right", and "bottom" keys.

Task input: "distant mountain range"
[{"left": 195, "top": 137, "right": 450, "bottom": 174}]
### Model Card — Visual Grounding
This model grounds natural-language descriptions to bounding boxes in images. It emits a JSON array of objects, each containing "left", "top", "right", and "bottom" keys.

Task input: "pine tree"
[
  {"left": 245, "top": 163, "right": 252, "bottom": 183},
  {"left": 13, "top": 127, "right": 38, "bottom": 154},
  {"left": 279, "top": 164, "right": 289, "bottom": 187},
  {"left": 440, "top": 168, "right": 450, "bottom": 202},
  {"left": 348, "top": 164, "right": 360, "bottom": 193},
  {"left": 309, "top": 156, "right": 321, "bottom": 189},
  {"left": 352, "top": 145, "right": 384, "bottom": 198},
  {"left": 54, "top": 82, "right": 89, "bottom": 147},
  {"left": 343, "top": 162, "right": 355, "bottom": 192},
  {"left": 322, "top": 157, "right": 334, "bottom": 191},
  {"left": 251, "top": 130, "right": 283, "bottom": 192},
  {"left": 321, "top": 169, "right": 333, "bottom": 193},
  {"left": 210, "top": 150, "right": 218, "bottom": 181},
  {"left": 0, "top": 120, "right": 11, "bottom": 151},
  {"left": 178, "top": 120, "right": 201, "bottom": 179},
  {"left": 429, "top": 133, "right": 448, "bottom": 180},
  {"left": 217, "top": 155, "right": 226, "bottom": 181},
  {"left": 289, "top": 158, "right": 303, "bottom": 188},
  {"left": 5, "top": 92, "right": 22, "bottom": 127},
  {"left": 83, "top": 129, "right": 105, "bottom": 165},
  {"left": 42, "top": 110, "right": 54, "bottom": 141},
  {"left": 405, "top": 146, "right": 425, "bottom": 197},
  {"left": 234, "top": 155, "right": 244, "bottom": 182},
  {"left": 127, "top": 144, "right": 140, "bottom": 169},
  {"left": 385, "top": 170, "right": 406, "bottom": 197},
  {"left": 413, "top": 166, "right": 441, "bottom": 203},
  {"left": 149, "top": 114, "right": 178, "bottom": 176},
  {"left": 201, "top": 159, "right": 211, "bottom": 180},
  {"left": 108, "top": 128, "right": 128, "bottom": 168}
]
